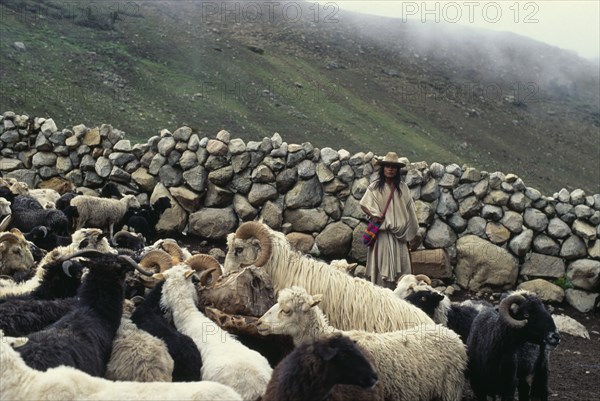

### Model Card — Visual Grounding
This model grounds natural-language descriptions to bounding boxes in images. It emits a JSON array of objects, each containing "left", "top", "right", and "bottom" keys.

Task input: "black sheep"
[
  {"left": 0, "top": 259, "right": 85, "bottom": 302},
  {"left": 16, "top": 252, "right": 135, "bottom": 377},
  {"left": 10, "top": 195, "right": 43, "bottom": 210},
  {"left": 100, "top": 182, "right": 123, "bottom": 199},
  {"left": 405, "top": 289, "right": 485, "bottom": 343},
  {"left": 24, "top": 226, "right": 71, "bottom": 252},
  {"left": 262, "top": 334, "right": 379, "bottom": 401},
  {"left": 0, "top": 298, "right": 78, "bottom": 336},
  {"left": 130, "top": 280, "right": 202, "bottom": 382},
  {"left": 467, "top": 292, "right": 560, "bottom": 401},
  {"left": 9, "top": 207, "right": 69, "bottom": 236},
  {"left": 122, "top": 197, "right": 171, "bottom": 242}
]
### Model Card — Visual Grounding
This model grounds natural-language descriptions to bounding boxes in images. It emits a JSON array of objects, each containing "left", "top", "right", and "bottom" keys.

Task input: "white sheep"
[
  {"left": 257, "top": 286, "right": 467, "bottom": 401},
  {"left": 105, "top": 314, "right": 175, "bottom": 382},
  {"left": 156, "top": 264, "right": 272, "bottom": 401},
  {"left": 28, "top": 188, "right": 61, "bottom": 209},
  {"left": 223, "top": 221, "right": 433, "bottom": 332},
  {"left": 393, "top": 273, "right": 434, "bottom": 299},
  {"left": 71, "top": 194, "right": 140, "bottom": 238},
  {"left": 0, "top": 331, "right": 243, "bottom": 401}
]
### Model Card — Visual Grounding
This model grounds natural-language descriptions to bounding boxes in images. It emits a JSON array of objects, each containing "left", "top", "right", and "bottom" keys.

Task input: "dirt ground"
[{"left": 179, "top": 236, "right": 599, "bottom": 401}]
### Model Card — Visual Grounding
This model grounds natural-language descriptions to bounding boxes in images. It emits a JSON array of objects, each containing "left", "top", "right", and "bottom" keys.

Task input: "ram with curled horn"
[
  {"left": 189, "top": 253, "right": 275, "bottom": 318},
  {"left": 223, "top": 221, "right": 434, "bottom": 333},
  {"left": 133, "top": 249, "right": 174, "bottom": 288}
]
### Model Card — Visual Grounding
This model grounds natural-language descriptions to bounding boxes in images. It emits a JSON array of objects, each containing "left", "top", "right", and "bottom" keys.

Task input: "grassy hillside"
[{"left": 1, "top": 0, "right": 598, "bottom": 193}]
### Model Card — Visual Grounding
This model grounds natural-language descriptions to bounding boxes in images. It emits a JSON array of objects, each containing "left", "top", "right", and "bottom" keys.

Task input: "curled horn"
[
  {"left": 118, "top": 255, "right": 153, "bottom": 277},
  {"left": 0, "top": 232, "right": 21, "bottom": 245},
  {"left": 415, "top": 274, "right": 432, "bottom": 285},
  {"left": 0, "top": 215, "right": 11, "bottom": 231},
  {"left": 499, "top": 294, "right": 528, "bottom": 328},
  {"left": 234, "top": 222, "right": 272, "bottom": 267},
  {"left": 158, "top": 239, "right": 185, "bottom": 264},
  {"left": 139, "top": 249, "right": 174, "bottom": 273},
  {"left": 197, "top": 267, "right": 219, "bottom": 288},
  {"left": 185, "top": 254, "right": 222, "bottom": 286}
]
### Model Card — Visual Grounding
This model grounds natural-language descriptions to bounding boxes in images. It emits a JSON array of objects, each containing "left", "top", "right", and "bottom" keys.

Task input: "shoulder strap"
[{"left": 381, "top": 186, "right": 396, "bottom": 219}]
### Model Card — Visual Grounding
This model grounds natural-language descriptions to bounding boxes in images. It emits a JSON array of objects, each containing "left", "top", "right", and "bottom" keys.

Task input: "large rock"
[
  {"left": 410, "top": 248, "right": 452, "bottom": 279},
  {"left": 350, "top": 222, "right": 369, "bottom": 263},
  {"left": 286, "top": 232, "right": 315, "bottom": 254},
  {"left": 523, "top": 208, "right": 548, "bottom": 232},
  {"left": 567, "top": 260, "right": 600, "bottom": 291},
  {"left": 233, "top": 194, "right": 258, "bottom": 221},
  {"left": 565, "top": 289, "right": 600, "bottom": 313},
  {"left": 459, "top": 196, "right": 483, "bottom": 218},
  {"left": 415, "top": 200, "right": 434, "bottom": 225},
  {"left": 501, "top": 211, "right": 523, "bottom": 233},
  {"left": 424, "top": 219, "right": 457, "bottom": 248},
  {"left": 158, "top": 165, "right": 183, "bottom": 187},
  {"left": 188, "top": 207, "right": 237, "bottom": 239},
  {"left": 285, "top": 176, "right": 323, "bottom": 208},
  {"left": 151, "top": 184, "right": 186, "bottom": 233},
  {"left": 436, "top": 190, "right": 458, "bottom": 216},
  {"left": 169, "top": 186, "right": 201, "bottom": 213},
  {"left": 521, "top": 253, "right": 565, "bottom": 278},
  {"left": 341, "top": 195, "right": 365, "bottom": 220},
  {"left": 547, "top": 217, "right": 571, "bottom": 239},
  {"left": 204, "top": 182, "right": 234, "bottom": 207},
  {"left": 183, "top": 166, "right": 208, "bottom": 192},
  {"left": 248, "top": 183, "right": 278, "bottom": 207},
  {"left": 517, "top": 279, "right": 564, "bottom": 303},
  {"left": 315, "top": 222, "right": 353, "bottom": 258},
  {"left": 560, "top": 235, "right": 588, "bottom": 260},
  {"left": 260, "top": 201, "right": 283, "bottom": 230},
  {"left": 283, "top": 208, "right": 328, "bottom": 233},
  {"left": 94, "top": 157, "right": 112, "bottom": 178},
  {"left": 572, "top": 219, "right": 597, "bottom": 241},
  {"left": 509, "top": 228, "right": 534, "bottom": 256},
  {"left": 485, "top": 222, "right": 511, "bottom": 245},
  {"left": 455, "top": 235, "right": 519, "bottom": 290},
  {"left": 532, "top": 234, "right": 560, "bottom": 256}
]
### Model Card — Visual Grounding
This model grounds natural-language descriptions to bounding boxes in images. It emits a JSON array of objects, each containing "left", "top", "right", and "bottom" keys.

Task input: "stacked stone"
[{"left": 1, "top": 111, "right": 598, "bottom": 312}]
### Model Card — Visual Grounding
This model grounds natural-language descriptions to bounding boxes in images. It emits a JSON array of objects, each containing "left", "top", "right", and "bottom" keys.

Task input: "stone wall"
[{"left": 1, "top": 111, "right": 599, "bottom": 312}]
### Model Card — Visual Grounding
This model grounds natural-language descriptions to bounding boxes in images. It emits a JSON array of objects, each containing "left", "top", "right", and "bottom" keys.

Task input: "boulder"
[
  {"left": 189, "top": 207, "right": 237, "bottom": 239},
  {"left": 315, "top": 222, "right": 353, "bottom": 259},
  {"left": 286, "top": 232, "right": 315, "bottom": 254},
  {"left": 565, "top": 289, "right": 599, "bottom": 313},
  {"left": 410, "top": 248, "right": 452, "bottom": 279},
  {"left": 283, "top": 208, "right": 328, "bottom": 233},
  {"left": 567, "top": 260, "right": 600, "bottom": 291},
  {"left": 521, "top": 253, "right": 565, "bottom": 279},
  {"left": 517, "top": 279, "right": 564, "bottom": 303},
  {"left": 455, "top": 235, "right": 519, "bottom": 290}
]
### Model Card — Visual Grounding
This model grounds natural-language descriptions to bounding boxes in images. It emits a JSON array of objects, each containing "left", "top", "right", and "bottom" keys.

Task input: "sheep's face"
[
  {"left": 511, "top": 295, "right": 560, "bottom": 348},
  {"left": 124, "top": 195, "right": 141, "bottom": 209},
  {"left": 0, "top": 231, "right": 35, "bottom": 276},
  {"left": 157, "top": 265, "right": 199, "bottom": 310},
  {"left": 0, "top": 199, "right": 10, "bottom": 216},
  {"left": 256, "top": 286, "right": 322, "bottom": 337},
  {"left": 223, "top": 234, "right": 260, "bottom": 274},
  {"left": 71, "top": 228, "right": 117, "bottom": 254},
  {"left": 405, "top": 290, "right": 444, "bottom": 318}
]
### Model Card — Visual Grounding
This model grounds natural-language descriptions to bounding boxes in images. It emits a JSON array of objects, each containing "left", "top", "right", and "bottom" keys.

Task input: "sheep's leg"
[
  {"left": 109, "top": 223, "right": 114, "bottom": 240},
  {"left": 517, "top": 379, "right": 531, "bottom": 401}
]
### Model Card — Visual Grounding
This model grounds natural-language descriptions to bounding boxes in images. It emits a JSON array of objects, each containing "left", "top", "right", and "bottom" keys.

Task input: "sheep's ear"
[
  {"left": 152, "top": 273, "right": 166, "bottom": 281},
  {"left": 310, "top": 294, "right": 323, "bottom": 307},
  {"left": 8, "top": 337, "right": 28, "bottom": 348},
  {"left": 320, "top": 345, "right": 338, "bottom": 361}
]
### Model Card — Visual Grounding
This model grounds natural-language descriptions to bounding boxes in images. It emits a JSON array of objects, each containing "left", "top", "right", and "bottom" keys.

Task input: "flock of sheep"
[{"left": 0, "top": 176, "right": 563, "bottom": 401}]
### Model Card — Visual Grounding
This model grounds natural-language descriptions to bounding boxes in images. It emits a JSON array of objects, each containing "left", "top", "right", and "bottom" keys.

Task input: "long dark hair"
[{"left": 375, "top": 164, "right": 402, "bottom": 193}]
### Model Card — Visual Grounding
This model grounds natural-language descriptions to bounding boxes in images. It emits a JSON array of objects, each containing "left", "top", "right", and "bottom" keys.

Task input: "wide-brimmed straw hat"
[{"left": 375, "top": 152, "right": 406, "bottom": 167}]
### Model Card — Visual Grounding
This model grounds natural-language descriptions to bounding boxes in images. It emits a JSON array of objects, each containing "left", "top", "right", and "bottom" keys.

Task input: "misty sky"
[{"left": 318, "top": 1, "right": 600, "bottom": 60}]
